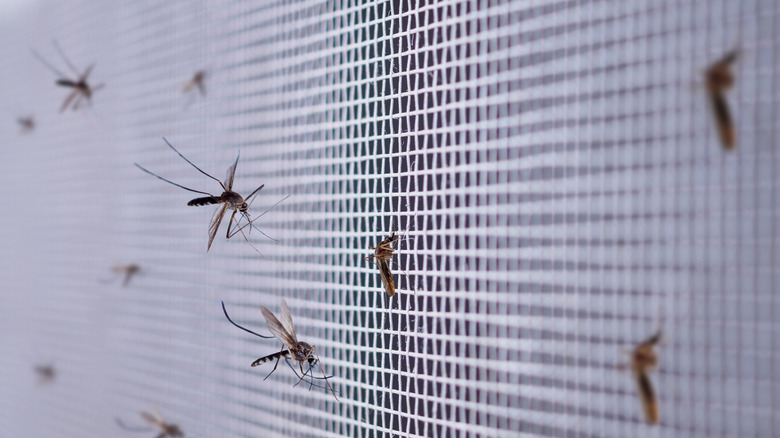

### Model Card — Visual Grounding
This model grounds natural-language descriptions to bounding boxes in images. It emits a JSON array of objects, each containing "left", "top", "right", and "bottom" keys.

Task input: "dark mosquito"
[
  {"left": 116, "top": 410, "right": 182, "bottom": 437},
  {"left": 17, "top": 116, "right": 34, "bottom": 133},
  {"left": 705, "top": 50, "right": 738, "bottom": 150},
  {"left": 109, "top": 263, "right": 140, "bottom": 287},
  {"left": 365, "top": 219, "right": 414, "bottom": 297},
  {"left": 222, "top": 300, "right": 338, "bottom": 400},
  {"left": 183, "top": 70, "right": 206, "bottom": 97},
  {"left": 32, "top": 41, "right": 103, "bottom": 113},
  {"left": 34, "top": 364, "right": 55, "bottom": 384},
  {"left": 617, "top": 330, "right": 662, "bottom": 425},
  {"left": 135, "top": 138, "right": 286, "bottom": 253}
]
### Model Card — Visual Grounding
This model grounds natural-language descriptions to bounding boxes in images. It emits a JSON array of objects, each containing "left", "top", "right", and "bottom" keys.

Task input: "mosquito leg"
[
  {"left": 221, "top": 301, "right": 273, "bottom": 339},
  {"left": 52, "top": 40, "right": 81, "bottom": 77},
  {"left": 225, "top": 210, "right": 238, "bottom": 238},
  {"left": 160, "top": 137, "right": 227, "bottom": 191},
  {"left": 263, "top": 347, "right": 285, "bottom": 381},
  {"left": 312, "top": 347, "right": 339, "bottom": 401}
]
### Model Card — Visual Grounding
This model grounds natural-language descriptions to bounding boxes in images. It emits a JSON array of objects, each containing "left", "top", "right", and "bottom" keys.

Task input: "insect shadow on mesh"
[
  {"left": 222, "top": 300, "right": 339, "bottom": 400},
  {"left": 134, "top": 138, "right": 289, "bottom": 254},
  {"left": 616, "top": 330, "right": 663, "bottom": 425},
  {"left": 32, "top": 40, "right": 104, "bottom": 113},
  {"left": 705, "top": 50, "right": 739, "bottom": 150},
  {"left": 116, "top": 409, "right": 183, "bottom": 437}
]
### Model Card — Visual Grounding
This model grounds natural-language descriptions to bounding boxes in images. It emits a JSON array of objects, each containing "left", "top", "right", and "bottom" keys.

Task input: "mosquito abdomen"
[{"left": 188, "top": 196, "right": 220, "bottom": 207}]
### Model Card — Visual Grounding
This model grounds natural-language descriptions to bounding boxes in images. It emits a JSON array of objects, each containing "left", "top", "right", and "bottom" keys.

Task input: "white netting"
[{"left": 0, "top": 1, "right": 778, "bottom": 437}]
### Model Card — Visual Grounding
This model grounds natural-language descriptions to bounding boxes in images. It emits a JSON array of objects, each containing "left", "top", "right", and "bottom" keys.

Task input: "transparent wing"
[
  {"left": 224, "top": 151, "right": 240, "bottom": 191},
  {"left": 261, "top": 305, "right": 297, "bottom": 349},
  {"left": 278, "top": 299, "right": 297, "bottom": 342},
  {"left": 140, "top": 411, "right": 163, "bottom": 428},
  {"left": 207, "top": 204, "right": 227, "bottom": 251}
]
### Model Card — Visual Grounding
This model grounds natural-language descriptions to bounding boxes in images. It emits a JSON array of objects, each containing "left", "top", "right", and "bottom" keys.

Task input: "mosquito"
[
  {"left": 365, "top": 219, "right": 414, "bottom": 297},
  {"left": 116, "top": 410, "right": 182, "bottom": 438},
  {"left": 222, "top": 301, "right": 332, "bottom": 389},
  {"left": 134, "top": 138, "right": 284, "bottom": 253},
  {"left": 183, "top": 70, "right": 206, "bottom": 97},
  {"left": 32, "top": 41, "right": 103, "bottom": 113},
  {"left": 111, "top": 263, "right": 141, "bottom": 287},
  {"left": 17, "top": 116, "right": 34, "bottom": 133},
  {"left": 617, "top": 330, "right": 662, "bottom": 425},
  {"left": 34, "top": 364, "right": 55, "bottom": 384},
  {"left": 705, "top": 50, "right": 739, "bottom": 150}
]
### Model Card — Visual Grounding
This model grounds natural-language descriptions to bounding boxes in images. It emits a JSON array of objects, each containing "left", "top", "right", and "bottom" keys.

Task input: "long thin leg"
[
  {"left": 31, "top": 49, "right": 69, "bottom": 78},
  {"left": 245, "top": 185, "right": 265, "bottom": 205},
  {"left": 52, "top": 40, "right": 81, "bottom": 77},
  {"left": 161, "top": 137, "right": 227, "bottom": 191},
  {"left": 263, "top": 346, "right": 285, "bottom": 381},
  {"left": 311, "top": 347, "right": 339, "bottom": 401},
  {"left": 133, "top": 163, "right": 214, "bottom": 196},
  {"left": 221, "top": 301, "right": 273, "bottom": 339},
  {"left": 225, "top": 210, "right": 237, "bottom": 238},
  {"left": 115, "top": 418, "right": 153, "bottom": 433}
]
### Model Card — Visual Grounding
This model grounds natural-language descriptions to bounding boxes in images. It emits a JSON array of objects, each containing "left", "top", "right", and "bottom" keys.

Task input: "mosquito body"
[
  {"left": 32, "top": 41, "right": 103, "bottom": 113},
  {"left": 618, "top": 330, "right": 662, "bottom": 425},
  {"left": 34, "top": 364, "right": 55, "bottom": 384},
  {"left": 17, "top": 116, "right": 34, "bottom": 133},
  {"left": 705, "top": 51, "right": 738, "bottom": 150},
  {"left": 111, "top": 263, "right": 140, "bottom": 287},
  {"left": 365, "top": 231, "right": 401, "bottom": 296},
  {"left": 183, "top": 70, "right": 206, "bottom": 97},
  {"left": 134, "top": 138, "right": 274, "bottom": 252},
  {"left": 117, "top": 410, "right": 182, "bottom": 437}
]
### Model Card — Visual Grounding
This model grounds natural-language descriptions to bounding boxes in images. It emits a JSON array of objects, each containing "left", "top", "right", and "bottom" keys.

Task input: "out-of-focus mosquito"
[
  {"left": 34, "top": 364, "right": 55, "bottom": 384},
  {"left": 17, "top": 116, "right": 34, "bottom": 133},
  {"left": 616, "top": 330, "right": 662, "bottom": 425},
  {"left": 32, "top": 41, "right": 104, "bottom": 113},
  {"left": 183, "top": 70, "right": 206, "bottom": 97},
  {"left": 116, "top": 410, "right": 183, "bottom": 437},
  {"left": 134, "top": 138, "right": 287, "bottom": 253},
  {"left": 705, "top": 50, "right": 739, "bottom": 150},
  {"left": 111, "top": 263, "right": 141, "bottom": 287}
]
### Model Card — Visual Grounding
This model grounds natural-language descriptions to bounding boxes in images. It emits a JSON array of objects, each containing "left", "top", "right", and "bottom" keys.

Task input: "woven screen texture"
[{"left": 0, "top": 0, "right": 778, "bottom": 437}]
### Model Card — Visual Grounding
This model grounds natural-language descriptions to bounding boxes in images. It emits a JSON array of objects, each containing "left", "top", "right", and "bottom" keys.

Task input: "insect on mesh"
[{"left": 0, "top": 0, "right": 778, "bottom": 437}]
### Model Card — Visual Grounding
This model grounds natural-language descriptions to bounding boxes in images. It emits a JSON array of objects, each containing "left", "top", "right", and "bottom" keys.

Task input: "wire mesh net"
[{"left": 0, "top": 0, "right": 778, "bottom": 437}]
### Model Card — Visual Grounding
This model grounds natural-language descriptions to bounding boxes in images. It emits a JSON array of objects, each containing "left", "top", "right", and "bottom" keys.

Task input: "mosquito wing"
[
  {"left": 633, "top": 370, "right": 659, "bottom": 424},
  {"left": 261, "top": 305, "right": 297, "bottom": 350},
  {"left": 224, "top": 151, "right": 240, "bottom": 191},
  {"left": 378, "top": 259, "right": 396, "bottom": 296},
  {"left": 278, "top": 299, "right": 297, "bottom": 342},
  {"left": 710, "top": 92, "right": 736, "bottom": 149},
  {"left": 207, "top": 203, "right": 228, "bottom": 251},
  {"left": 141, "top": 411, "right": 163, "bottom": 428}
]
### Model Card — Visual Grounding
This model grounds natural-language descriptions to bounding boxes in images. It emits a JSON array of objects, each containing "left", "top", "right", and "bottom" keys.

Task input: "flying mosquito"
[
  {"left": 116, "top": 410, "right": 182, "bottom": 438},
  {"left": 617, "top": 330, "right": 662, "bottom": 425},
  {"left": 16, "top": 116, "right": 34, "bottom": 133},
  {"left": 134, "top": 138, "right": 284, "bottom": 253},
  {"left": 34, "top": 364, "right": 55, "bottom": 384},
  {"left": 32, "top": 41, "right": 103, "bottom": 113},
  {"left": 182, "top": 70, "right": 206, "bottom": 97},
  {"left": 221, "top": 300, "right": 338, "bottom": 400},
  {"left": 111, "top": 263, "right": 141, "bottom": 287},
  {"left": 705, "top": 50, "right": 739, "bottom": 150}
]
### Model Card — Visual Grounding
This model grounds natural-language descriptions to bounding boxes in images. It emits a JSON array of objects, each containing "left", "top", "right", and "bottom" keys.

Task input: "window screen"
[{"left": 1, "top": 0, "right": 778, "bottom": 437}]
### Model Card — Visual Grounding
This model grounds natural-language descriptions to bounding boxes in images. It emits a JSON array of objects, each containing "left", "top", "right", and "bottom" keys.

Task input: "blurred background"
[{"left": 0, "top": 0, "right": 778, "bottom": 437}]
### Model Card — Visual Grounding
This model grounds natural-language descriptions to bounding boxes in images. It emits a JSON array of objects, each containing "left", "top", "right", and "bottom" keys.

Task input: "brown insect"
[
  {"left": 17, "top": 116, "right": 34, "bottom": 133},
  {"left": 134, "top": 138, "right": 277, "bottom": 253},
  {"left": 705, "top": 51, "right": 739, "bottom": 150},
  {"left": 222, "top": 300, "right": 337, "bottom": 400},
  {"left": 34, "top": 364, "right": 55, "bottom": 384},
  {"left": 364, "top": 231, "right": 401, "bottom": 296},
  {"left": 117, "top": 410, "right": 182, "bottom": 437},
  {"left": 111, "top": 263, "right": 141, "bottom": 287},
  {"left": 32, "top": 41, "right": 103, "bottom": 113},
  {"left": 182, "top": 70, "right": 206, "bottom": 97},
  {"left": 617, "top": 330, "right": 662, "bottom": 425}
]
